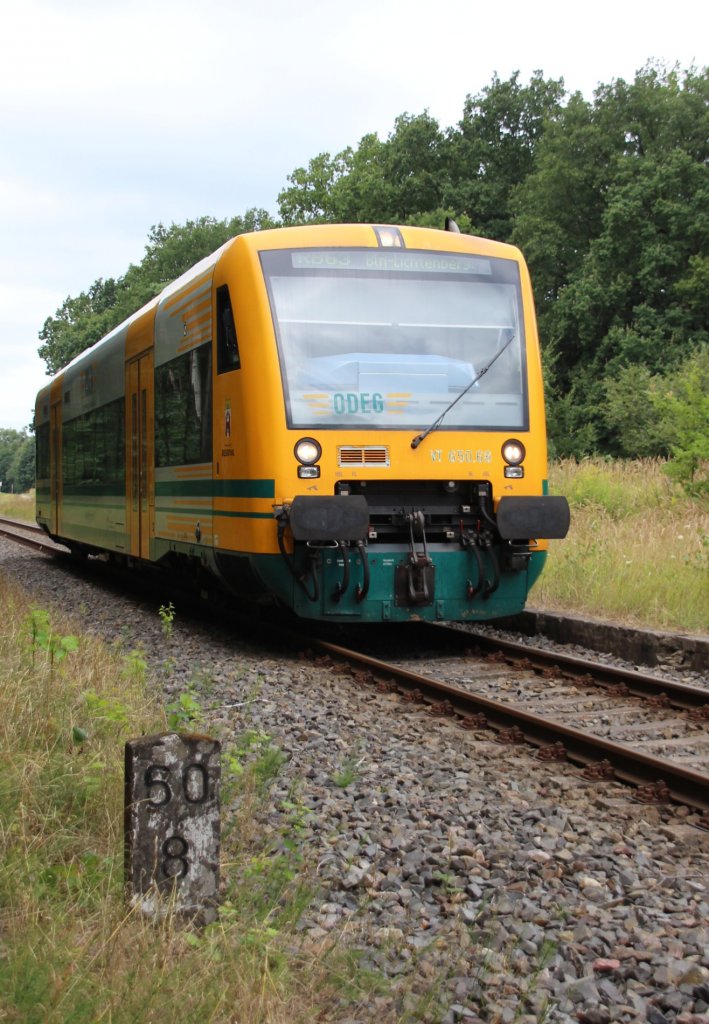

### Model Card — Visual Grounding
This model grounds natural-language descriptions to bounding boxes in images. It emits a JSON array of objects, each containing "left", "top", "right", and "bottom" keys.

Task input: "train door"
[
  {"left": 49, "top": 399, "right": 62, "bottom": 535},
  {"left": 126, "top": 352, "right": 154, "bottom": 559}
]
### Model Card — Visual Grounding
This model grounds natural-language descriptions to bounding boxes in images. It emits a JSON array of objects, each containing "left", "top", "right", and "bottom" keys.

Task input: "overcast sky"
[{"left": 0, "top": 0, "right": 705, "bottom": 431}]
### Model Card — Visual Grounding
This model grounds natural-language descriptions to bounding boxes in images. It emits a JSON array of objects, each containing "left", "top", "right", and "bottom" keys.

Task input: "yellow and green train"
[{"left": 35, "top": 222, "right": 569, "bottom": 623}]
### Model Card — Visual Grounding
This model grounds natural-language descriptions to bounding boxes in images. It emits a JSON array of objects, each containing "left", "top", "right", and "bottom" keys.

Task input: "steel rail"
[
  {"left": 0, "top": 520, "right": 67, "bottom": 554},
  {"left": 423, "top": 621, "right": 709, "bottom": 710},
  {"left": 314, "top": 637, "right": 709, "bottom": 813},
  {"left": 0, "top": 515, "right": 46, "bottom": 535}
]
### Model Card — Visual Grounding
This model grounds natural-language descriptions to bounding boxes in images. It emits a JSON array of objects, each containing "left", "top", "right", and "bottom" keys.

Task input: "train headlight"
[
  {"left": 502, "top": 440, "right": 525, "bottom": 465},
  {"left": 294, "top": 438, "right": 321, "bottom": 465},
  {"left": 502, "top": 439, "right": 525, "bottom": 479}
]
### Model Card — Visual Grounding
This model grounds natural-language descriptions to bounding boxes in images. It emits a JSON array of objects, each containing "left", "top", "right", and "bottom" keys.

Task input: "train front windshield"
[{"left": 261, "top": 248, "right": 529, "bottom": 432}]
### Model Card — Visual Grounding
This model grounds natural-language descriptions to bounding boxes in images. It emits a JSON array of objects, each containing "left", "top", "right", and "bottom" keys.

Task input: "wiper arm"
[{"left": 410, "top": 333, "right": 516, "bottom": 450}]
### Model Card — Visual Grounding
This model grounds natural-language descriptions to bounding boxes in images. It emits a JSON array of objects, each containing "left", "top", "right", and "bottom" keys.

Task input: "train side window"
[
  {"left": 36, "top": 422, "right": 50, "bottom": 479},
  {"left": 216, "top": 285, "right": 240, "bottom": 373},
  {"left": 61, "top": 399, "right": 125, "bottom": 491},
  {"left": 155, "top": 344, "right": 213, "bottom": 467}
]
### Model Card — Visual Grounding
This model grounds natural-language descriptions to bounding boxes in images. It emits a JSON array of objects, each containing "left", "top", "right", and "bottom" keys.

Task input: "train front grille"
[{"left": 337, "top": 446, "right": 390, "bottom": 468}]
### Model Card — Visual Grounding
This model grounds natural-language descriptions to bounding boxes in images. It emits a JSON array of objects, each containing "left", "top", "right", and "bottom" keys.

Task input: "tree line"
[
  {"left": 37, "top": 62, "right": 708, "bottom": 484},
  {"left": 0, "top": 429, "right": 34, "bottom": 493}
]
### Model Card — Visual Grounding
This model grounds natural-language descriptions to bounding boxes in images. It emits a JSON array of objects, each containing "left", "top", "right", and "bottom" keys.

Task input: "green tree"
[
  {"left": 547, "top": 143, "right": 708, "bottom": 453},
  {"left": 0, "top": 429, "right": 20, "bottom": 488},
  {"left": 368, "top": 111, "right": 450, "bottom": 221},
  {"left": 652, "top": 347, "right": 709, "bottom": 492},
  {"left": 38, "top": 278, "right": 120, "bottom": 375},
  {"left": 602, "top": 364, "right": 669, "bottom": 457},
  {"left": 279, "top": 112, "right": 450, "bottom": 225},
  {"left": 0, "top": 429, "right": 34, "bottom": 492},
  {"left": 447, "top": 70, "right": 565, "bottom": 240},
  {"left": 511, "top": 89, "right": 621, "bottom": 314},
  {"left": 278, "top": 77, "right": 564, "bottom": 236},
  {"left": 278, "top": 150, "right": 353, "bottom": 223},
  {"left": 8, "top": 436, "right": 35, "bottom": 492},
  {"left": 35, "top": 65, "right": 708, "bottom": 470},
  {"left": 515, "top": 63, "right": 709, "bottom": 456},
  {"left": 38, "top": 211, "right": 278, "bottom": 375}
]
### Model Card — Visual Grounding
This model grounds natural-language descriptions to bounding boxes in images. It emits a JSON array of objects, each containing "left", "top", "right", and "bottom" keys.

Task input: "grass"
[
  {"left": 535, "top": 458, "right": 709, "bottom": 634},
  {"left": 0, "top": 489, "right": 35, "bottom": 522},
  {"left": 1, "top": 572, "right": 573, "bottom": 1023},
  {"left": 0, "top": 579, "right": 421, "bottom": 1024}
]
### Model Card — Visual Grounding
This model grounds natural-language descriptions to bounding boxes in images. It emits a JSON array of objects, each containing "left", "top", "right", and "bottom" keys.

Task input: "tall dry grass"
[
  {"left": 0, "top": 579, "right": 413, "bottom": 1023},
  {"left": 0, "top": 489, "right": 35, "bottom": 522},
  {"left": 534, "top": 459, "right": 709, "bottom": 634}
]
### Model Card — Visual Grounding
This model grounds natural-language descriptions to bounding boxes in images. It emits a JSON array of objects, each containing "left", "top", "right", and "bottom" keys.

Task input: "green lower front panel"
[{"left": 251, "top": 547, "right": 549, "bottom": 623}]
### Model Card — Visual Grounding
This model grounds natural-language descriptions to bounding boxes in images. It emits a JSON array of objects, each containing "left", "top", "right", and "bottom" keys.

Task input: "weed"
[
  {"left": 158, "top": 653, "right": 178, "bottom": 687},
  {"left": 332, "top": 750, "right": 362, "bottom": 788},
  {"left": 158, "top": 601, "right": 176, "bottom": 638},
  {"left": 165, "top": 687, "right": 204, "bottom": 731},
  {"left": 25, "top": 607, "right": 79, "bottom": 675},
  {"left": 83, "top": 690, "right": 131, "bottom": 734},
  {"left": 121, "top": 647, "right": 147, "bottom": 685},
  {"left": 222, "top": 729, "right": 287, "bottom": 803},
  {"left": 189, "top": 665, "right": 220, "bottom": 697},
  {"left": 513, "top": 938, "right": 558, "bottom": 1022},
  {"left": 280, "top": 784, "right": 313, "bottom": 851},
  {"left": 431, "top": 869, "right": 465, "bottom": 895}
]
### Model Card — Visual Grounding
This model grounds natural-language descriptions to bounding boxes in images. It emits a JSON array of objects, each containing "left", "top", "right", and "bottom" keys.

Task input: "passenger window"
[
  {"left": 36, "top": 422, "right": 50, "bottom": 479},
  {"left": 216, "top": 285, "right": 240, "bottom": 373},
  {"left": 155, "top": 344, "right": 212, "bottom": 467}
]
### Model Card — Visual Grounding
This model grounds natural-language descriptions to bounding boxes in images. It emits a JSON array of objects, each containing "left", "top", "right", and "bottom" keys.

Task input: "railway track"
[
  {"left": 0, "top": 515, "right": 66, "bottom": 553},
  {"left": 303, "top": 624, "right": 709, "bottom": 816},
  {"left": 3, "top": 513, "right": 708, "bottom": 817}
]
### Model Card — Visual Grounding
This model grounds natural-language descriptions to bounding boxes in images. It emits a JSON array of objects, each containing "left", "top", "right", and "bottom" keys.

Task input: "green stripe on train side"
[
  {"left": 155, "top": 506, "right": 274, "bottom": 520},
  {"left": 154, "top": 479, "right": 275, "bottom": 499},
  {"left": 213, "top": 510, "right": 275, "bottom": 519}
]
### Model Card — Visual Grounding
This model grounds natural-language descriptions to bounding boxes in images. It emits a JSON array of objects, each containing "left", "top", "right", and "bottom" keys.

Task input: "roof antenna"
[{"left": 445, "top": 217, "right": 460, "bottom": 233}]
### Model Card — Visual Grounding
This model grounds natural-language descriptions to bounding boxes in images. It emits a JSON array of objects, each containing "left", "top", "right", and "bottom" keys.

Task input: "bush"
[{"left": 652, "top": 347, "right": 709, "bottom": 494}]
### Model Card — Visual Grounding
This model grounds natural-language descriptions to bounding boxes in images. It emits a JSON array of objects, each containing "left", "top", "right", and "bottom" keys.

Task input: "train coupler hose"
[
  {"left": 464, "top": 532, "right": 488, "bottom": 600},
  {"left": 332, "top": 541, "right": 351, "bottom": 602},
  {"left": 481, "top": 537, "right": 500, "bottom": 598},
  {"left": 355, "top": 540, "right": 370, "bottom": 602},
  {"left": 277, "top": 517, "right": 319, "bottom": 603}
]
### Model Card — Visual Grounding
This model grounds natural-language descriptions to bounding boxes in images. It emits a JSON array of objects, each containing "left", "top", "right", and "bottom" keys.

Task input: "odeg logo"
[{"left": 333, "top": 392, "right": 385, "bottom": 415}]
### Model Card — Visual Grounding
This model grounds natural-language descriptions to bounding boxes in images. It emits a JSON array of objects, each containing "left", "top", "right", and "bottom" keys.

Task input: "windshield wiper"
[{"left": 410, "top": 332, "right": 516, "bottom": 450}]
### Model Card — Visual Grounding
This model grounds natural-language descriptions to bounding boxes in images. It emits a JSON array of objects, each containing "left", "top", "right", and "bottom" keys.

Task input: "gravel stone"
[{"left": 3, "top": 537, "right": 708, "bottom": 1023}]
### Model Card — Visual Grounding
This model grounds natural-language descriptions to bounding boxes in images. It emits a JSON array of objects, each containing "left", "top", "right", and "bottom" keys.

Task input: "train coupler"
[
  {"left": 395, "top": 510, "right": 435, "bottom": 606},
  {"left": 396, "top": 555, "right": 435, "bottom": 606}
]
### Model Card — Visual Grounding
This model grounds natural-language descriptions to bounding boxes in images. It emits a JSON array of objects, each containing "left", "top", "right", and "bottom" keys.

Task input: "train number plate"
[{"left": 430, "top": 449, "right": 492, "bottom": 464}]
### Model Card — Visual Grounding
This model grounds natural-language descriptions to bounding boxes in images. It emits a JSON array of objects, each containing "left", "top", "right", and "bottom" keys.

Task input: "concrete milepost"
[{"left": 125, "top": 732, "right": 221, "bottom": 924}]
